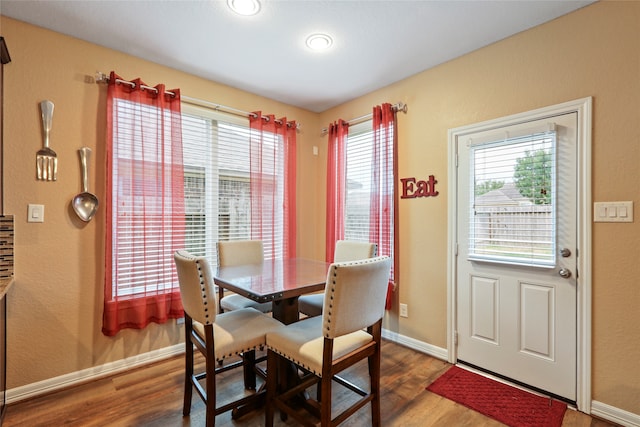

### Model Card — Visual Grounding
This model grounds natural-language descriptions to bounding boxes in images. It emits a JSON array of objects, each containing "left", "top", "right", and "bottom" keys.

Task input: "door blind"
[{"left": 468, "top": 128, "right": 557, "bottom": 267}]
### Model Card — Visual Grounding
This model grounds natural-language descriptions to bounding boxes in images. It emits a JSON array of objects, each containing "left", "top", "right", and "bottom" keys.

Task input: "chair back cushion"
[
  {"left": 216, "top": 240, "right": 264, "bottom": 267},
  {"left": 174, "top": 250, "right": 218, "bottom": 325},
  {"left": 322, "top": 256, "right": 391, "bottom": 338},
  {"left": 333, "top": 240, "right": 377, "bottom": 262}
]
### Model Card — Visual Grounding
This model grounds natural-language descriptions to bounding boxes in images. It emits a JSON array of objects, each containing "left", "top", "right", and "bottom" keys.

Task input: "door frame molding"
[{"left": 447, "top": 97, "right": 592, "bottom": 411}]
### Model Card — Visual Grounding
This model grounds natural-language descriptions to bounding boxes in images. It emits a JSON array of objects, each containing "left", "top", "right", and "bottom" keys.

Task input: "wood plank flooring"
[{"left": 3, "top": 340, "right": 615, "bottom": 426}]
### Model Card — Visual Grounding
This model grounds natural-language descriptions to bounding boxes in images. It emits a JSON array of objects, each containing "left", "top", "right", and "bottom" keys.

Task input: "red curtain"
[
  {"left": 371, "top": 103, "right": 398, "bottom": 310},
  {"left": 325, "top": 120, "right": 349, "bottom": 262},
  {"left": 249, "top": 112, "right": 297, "bottom": 259},
  {"left": 103, "top": 71, "right": 185, "bottom": 336}
]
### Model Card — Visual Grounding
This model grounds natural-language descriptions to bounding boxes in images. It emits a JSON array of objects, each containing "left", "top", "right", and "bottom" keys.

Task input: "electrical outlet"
[{"left": 399, "top": 303, "right": 408, "bottom": 318}]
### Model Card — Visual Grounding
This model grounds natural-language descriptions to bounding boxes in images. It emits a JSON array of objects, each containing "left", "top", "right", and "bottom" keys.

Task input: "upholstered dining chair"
[
  {"left": 265, "top": 256, "right": 392, "bottom": 427},
  {"left": 216, "top": 240, "right": 272, "bottom": 313},
  {"left": 298, "top": 240, "right": 377, "bottom": 317},
  {"left": 174, "top": 250, "right": 284, "bottom": 427}
]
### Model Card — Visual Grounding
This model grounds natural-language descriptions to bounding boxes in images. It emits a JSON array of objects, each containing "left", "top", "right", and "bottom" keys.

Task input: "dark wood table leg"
[
  {"left": 271, "top": 296, "right": 300, "bottom": 325},
  {"left": 234, "top": 297, "right": 303, "bottom": 420}
]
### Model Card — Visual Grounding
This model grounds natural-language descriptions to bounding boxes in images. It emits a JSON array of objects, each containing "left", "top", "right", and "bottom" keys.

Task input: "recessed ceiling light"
[
  {"left": 227, "top": 0, "right": 261, "bottom": 16},
  {"left": 306, "top": 33, "right": 333, "bottom": 51}
]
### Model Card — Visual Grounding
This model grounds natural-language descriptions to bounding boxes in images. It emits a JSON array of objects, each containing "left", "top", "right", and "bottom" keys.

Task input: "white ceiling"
[{"left": 1, "top": 0, "right": 594, "bottom": 112}]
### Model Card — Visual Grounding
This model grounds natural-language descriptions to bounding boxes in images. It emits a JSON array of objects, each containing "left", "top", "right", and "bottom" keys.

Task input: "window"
[
  {"left": 344, "top": 121, "right": 375, "bottom": 241},
  {"left": 469, "top": 127, "right": 556, "bottom": 267},
  {"left": 103, "top": 77, "right": 185, "bottom": 337},
  {"left": 105, "top": 77, "right": 294, "bottom": 336},
  {"left": 109, "top": 101, "right": 290, "bottom": 300},
  {"left": 180, "top": 103, "right": 285, "bottom": 267},
  {"left": 109, "top": 98, "right": 185, "bottom": 297},
  {"left": 326, "top": 103, "right": 397, "bottom": 308},
  {"left": 344, "top": 118, "right": 396, "bottom": 269}
]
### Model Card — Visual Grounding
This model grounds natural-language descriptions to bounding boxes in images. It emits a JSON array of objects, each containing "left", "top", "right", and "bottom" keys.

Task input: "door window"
[{"left": 468, "top": 126, "right": 556, "bottom": 267}]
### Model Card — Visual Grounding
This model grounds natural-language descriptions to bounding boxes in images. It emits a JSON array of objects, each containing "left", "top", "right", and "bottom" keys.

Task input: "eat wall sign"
[{"left": 400, "top": 176, "right": 439, "bottom": 199}]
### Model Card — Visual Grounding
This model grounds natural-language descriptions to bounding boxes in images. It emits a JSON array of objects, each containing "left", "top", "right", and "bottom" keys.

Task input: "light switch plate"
[
  {"left": 28, "top": 204, "right": 45, "bottom": 223},
  {"left": 593, "top": 201, "right": 633, "bottom": 223}
]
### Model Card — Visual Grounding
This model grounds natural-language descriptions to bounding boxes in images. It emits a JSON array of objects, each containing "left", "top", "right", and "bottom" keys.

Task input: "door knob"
[{"left": 558, "top": 268, "right": 572, "bottom": 278}]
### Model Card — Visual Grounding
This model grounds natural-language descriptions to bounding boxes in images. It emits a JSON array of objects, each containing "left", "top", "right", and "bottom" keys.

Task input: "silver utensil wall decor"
[
  {"left": 72, "top": 147, "right": 99, "bottom": 222},
  {"left": 36, "top": 100, "right": 58, "bottom": 181}
]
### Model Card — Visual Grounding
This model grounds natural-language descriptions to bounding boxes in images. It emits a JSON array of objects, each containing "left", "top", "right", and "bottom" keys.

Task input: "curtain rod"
[
  {"left": 320, "top": 102, "right": 408, "bottom": 135},
  {"left": 94, "top": 72, "right": 300, "bottom": 130}
]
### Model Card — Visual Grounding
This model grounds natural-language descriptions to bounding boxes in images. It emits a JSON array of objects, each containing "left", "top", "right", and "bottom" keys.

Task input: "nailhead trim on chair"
[
  {"left": 323, "top": 257, "right": 381, "bottom": 339},
  {"left": 266, "top": 257, "right": 387, "bottom": 378},
  {"left": 195, "top": 259, "right": 214, "bottom": 325},
  {"left": 191, "top": 254, "right": 268, "bottom": 360},
  {"left": 180, "top": 252, "right": 270, "bottom": 363},
  {"left": 268, "top": 348, "right": 321, "bottom": 376},
  {"left": 324, "top": 269, "right": 337, "bottom": 334}
]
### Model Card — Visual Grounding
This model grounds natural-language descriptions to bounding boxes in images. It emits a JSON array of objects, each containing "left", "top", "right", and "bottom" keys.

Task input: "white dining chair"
[
  {"left": 298, "top": 240, "right": 377, "bottom": 317},
  {"left": 265, "top": 256, "right": 392, "bottom": 426},
  {"left": 174, "top": 250, "right": 284, "bottom": 427},
  {"left": 216, "top": 240, "right": 272, "bottom": 313}
]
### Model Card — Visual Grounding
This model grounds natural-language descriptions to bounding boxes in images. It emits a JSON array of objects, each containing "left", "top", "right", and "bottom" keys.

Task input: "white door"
[{"left": 455, "top": 111, "right": 577, "bottom": 402}]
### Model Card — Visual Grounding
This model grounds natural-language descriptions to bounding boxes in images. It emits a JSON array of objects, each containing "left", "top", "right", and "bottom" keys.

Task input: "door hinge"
[{"left": 454, "top": 331, "right": 458, "bottom": 345}]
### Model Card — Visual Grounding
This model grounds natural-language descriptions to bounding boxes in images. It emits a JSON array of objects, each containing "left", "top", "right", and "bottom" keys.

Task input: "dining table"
[
  {"left": 213, "top": 257, "right": 331, "bottom": 325},
  {"left": 214, "top": 257, "right": 331, "bottom": 419}
]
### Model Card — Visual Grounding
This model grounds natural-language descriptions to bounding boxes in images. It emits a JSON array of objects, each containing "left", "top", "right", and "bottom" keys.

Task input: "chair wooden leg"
[
  {"left": 183, "top": 324, "right": 194, "bottom": 416},
  {"left": 242, "top": 350, "right": 257, "bottom": 390},
  {"left": 369, "top": 345, "right": 381, "bottom": 427},
  {"left": 205, "top": 330, "right": 217, "bottom": 427},
  {"left": 320, "top": 374, "right": 332, "bottom": 426},
  {"left": 265, "top": 350, "right": 278, "bottom": 427}
]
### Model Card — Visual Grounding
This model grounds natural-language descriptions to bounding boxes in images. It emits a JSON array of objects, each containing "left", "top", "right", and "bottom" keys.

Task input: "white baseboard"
[
  {"left": 591, "top": 400, "right": 640, "bottom": 427},
  {"left": 381, "top": 328, "right": 449, "bottom": 361},
  {"left": 6, "top": 344, "right": 183, "bottom": 405}
]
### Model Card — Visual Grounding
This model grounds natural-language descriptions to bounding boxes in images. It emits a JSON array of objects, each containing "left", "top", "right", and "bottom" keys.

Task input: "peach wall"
[
  {"left": 319, "top": 0, "right": 639, "bottom": 414},
  {"left": 1, "top": 0, "right": 639, "bottom": 417},
  {"left": 0, "top": 16, "right": 321, "bottom": 390}
]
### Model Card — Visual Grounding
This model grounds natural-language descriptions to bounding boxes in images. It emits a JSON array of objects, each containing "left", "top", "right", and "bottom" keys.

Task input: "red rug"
[{"left": 426, "top": 366, "right": 567, "bottom": 427}]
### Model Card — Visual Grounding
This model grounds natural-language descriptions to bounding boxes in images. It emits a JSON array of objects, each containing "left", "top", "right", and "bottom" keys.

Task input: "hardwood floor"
[{"left": 4, "top": 340, "right": 614, "bottom": 427}]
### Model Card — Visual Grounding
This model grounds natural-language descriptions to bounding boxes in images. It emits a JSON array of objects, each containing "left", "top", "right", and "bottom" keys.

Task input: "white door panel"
[{"left": 456, "top": 112, "right": 577, "bottom": 401}]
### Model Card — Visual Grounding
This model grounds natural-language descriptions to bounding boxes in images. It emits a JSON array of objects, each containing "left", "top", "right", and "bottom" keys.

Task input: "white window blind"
[
  {"left": 111, "top": 101, "right": 286, "bottom": 297},
  {"left": 248, "top": 127, "right": 286, "bottom": 260},
  {"left": 181, "top": 104, "right": 285, "bottom": 263},
  {"left": 469, "top": 127, "right": 557, "bottom": 267},
  {"left": 111, "top": 98, "right": 183, "bottom": 297},
  {"left": 343, "top": 121, "right": 376, "bottom": 242},
  {"left": 181, "top": 104, "right": 254, "bottom": 267}
]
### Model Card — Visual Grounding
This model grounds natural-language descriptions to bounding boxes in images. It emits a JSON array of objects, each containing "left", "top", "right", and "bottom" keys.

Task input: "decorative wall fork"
[{"left": 36, "top": 100, "right": 57, "bottom": 181}]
